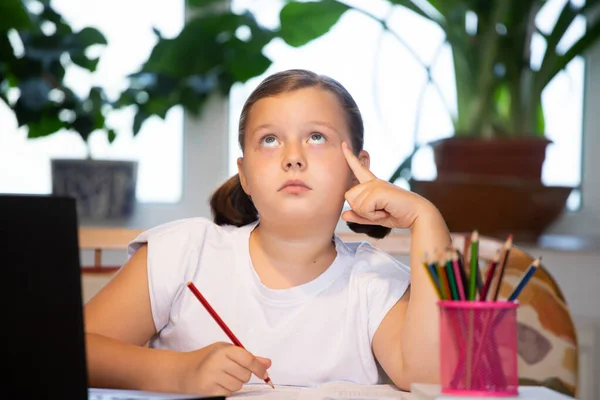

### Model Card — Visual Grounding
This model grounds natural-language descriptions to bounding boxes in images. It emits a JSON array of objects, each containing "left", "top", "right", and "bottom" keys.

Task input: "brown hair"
[{"left": 209, "top": 69, "right": 391, "bottom": 239}]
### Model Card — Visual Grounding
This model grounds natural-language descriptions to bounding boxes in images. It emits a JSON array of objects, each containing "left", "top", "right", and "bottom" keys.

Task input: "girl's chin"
[{"left": 261, "top": 204, "right": 342, "bottom": 223}]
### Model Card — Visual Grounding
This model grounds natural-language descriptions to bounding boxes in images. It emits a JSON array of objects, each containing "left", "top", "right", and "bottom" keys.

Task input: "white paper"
[
  {"left": 88, "top": 387, "right": 212, "bottom": 399},
  {"left": 229, "top": 382, "right": 410, "bottom": 400},
  {"left": 409, "top": 383, "right": 574, "bottom": 400}
]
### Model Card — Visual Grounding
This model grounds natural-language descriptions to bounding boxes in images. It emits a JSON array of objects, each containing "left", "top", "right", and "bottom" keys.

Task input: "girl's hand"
[
  {"left": 177, "top": 342, "right": 271, "bottom": 396},
  {"left": 341, "top": 141, "right": 435, "bottom": 230}
]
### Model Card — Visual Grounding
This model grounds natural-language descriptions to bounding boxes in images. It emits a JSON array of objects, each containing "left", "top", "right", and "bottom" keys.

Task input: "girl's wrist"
[
  {"left": 142, "top": 349, "right": 188, "bottom": 393},
  {"left": 411, "top": 200, "right": 443, "bottom": 230}
]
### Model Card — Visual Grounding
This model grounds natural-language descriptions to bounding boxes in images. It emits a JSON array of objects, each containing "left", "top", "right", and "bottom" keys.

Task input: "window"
[
  {"left": 0, "top": 0, "right": 185, "bottom": 203},
  {"left": 228, "top": 0, "right": 584, "bottom": 210}
]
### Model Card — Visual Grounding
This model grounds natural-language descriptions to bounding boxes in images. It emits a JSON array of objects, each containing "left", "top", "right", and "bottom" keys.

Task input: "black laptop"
[{"left": 0, "top": 194, "right": 223, "bottom": 399}]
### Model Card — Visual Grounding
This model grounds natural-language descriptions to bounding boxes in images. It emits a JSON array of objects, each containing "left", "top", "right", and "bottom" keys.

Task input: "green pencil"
[
  {"left": 469, "top": 230, "right": 479, "bottom": 300},
  {"left": 445, "top": 252, "right": 459, "bottom": 300}
]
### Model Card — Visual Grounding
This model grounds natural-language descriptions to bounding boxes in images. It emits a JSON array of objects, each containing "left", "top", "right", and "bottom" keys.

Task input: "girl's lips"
[{"left": 278, "top": 179, "right": 311, "bottom": 191}]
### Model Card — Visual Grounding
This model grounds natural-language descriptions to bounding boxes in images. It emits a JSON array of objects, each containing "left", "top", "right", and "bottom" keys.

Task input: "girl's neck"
[{"left": 249, "top": 219, "right": 338, "bottom": 290}]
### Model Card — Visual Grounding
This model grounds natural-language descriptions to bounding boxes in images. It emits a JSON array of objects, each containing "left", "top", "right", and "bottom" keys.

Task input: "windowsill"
[
  {"left": 336, "top": 228, "right": 600, "bottom": 254},
  {"left": 523, "top": 234, "right": 600, "bottom": 253}
]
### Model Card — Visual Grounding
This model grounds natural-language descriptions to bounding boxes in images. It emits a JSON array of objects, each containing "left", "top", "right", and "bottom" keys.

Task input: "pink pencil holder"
[{"left": 438, "top": 300, "right": 519, "bottom": 397}]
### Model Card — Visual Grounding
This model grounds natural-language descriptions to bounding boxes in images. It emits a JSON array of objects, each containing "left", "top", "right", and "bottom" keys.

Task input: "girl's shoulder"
[{"left": 127, "top": 217, "right": 247, "bottom": 257}]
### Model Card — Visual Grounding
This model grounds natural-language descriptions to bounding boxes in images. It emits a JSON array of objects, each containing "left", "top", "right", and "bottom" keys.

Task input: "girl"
[{"left": 84, "top": 69, "right": 451, "bottom": 396}]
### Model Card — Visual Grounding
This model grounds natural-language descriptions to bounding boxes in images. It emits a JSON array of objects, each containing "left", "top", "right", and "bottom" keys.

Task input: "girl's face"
[{"left": 237, "top": 87, "right": 369, "bottom": 226}]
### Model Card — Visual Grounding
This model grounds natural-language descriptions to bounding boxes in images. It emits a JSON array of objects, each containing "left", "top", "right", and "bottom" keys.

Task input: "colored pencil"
[
  {"left": 423, "top": 257, "right": 442, "bottom": 299},
  {"left": 468, "top": 230, "right": 479, "bottom": 300},
  {"left": 186, "top": 281, "right": 275, "bottom": 388},
  {"left": 507, "top": 258, "right": 541, "bottom": 301},
  {"left": 455, "top": 249, "right": 469, "bottom": 296},
  {"left": 451, "top": 251, "right": 466, "bottom": 300},
  {"left": 491, "top": 234, "right": 513, "bottom": 301},
  {"left": 445, "top": 256, "right": 460, "bottom": 300},
  {"left": 480, "top": 250, "right": 500, "bottom": 301},
  {"left": 424, "top": 251, "right": 441, "bottom": 286},
  {"left": 438, "top": 262, "right": 453, "bottom": 301}
]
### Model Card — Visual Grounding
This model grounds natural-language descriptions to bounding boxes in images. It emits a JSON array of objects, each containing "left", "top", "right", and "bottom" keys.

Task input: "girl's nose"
[{"left": 282, "top": 143, "right": 307, "bottom": 171}]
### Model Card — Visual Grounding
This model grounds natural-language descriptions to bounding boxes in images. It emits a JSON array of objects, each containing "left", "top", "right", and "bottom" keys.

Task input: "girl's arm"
[
  {"left": 84, "top": 245, "right": 183, "bottom": 391},
  {"left": 340, "top": 142, "right": 452, "bottom": 390},
  {"left": 84, "top": 245, "right": 271, "bottom": 396},
  {"left": 371, "top": 204, "right": 451, "bottom": 390}
]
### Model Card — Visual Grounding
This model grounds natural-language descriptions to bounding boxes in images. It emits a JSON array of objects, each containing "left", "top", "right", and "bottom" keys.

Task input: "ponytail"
[
  {"left": 346, "top": 222, "right": 391, "bottom": 239},
  {"left": 210, "top": 174, "right": 258, "bottom": 227}
]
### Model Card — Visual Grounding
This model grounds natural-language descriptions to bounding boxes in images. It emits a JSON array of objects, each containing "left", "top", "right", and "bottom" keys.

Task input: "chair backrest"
[{"left": 338, "top": 231, "right": 579, "bottom": 398}]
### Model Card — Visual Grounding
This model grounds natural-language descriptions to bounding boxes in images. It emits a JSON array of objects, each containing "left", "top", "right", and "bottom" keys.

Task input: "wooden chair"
[
  {"left": 338, "top": 231, "right": 579, "bottom": 398},
  {"left": 78, "top": 228, "right": 143, "bottom": 303}
]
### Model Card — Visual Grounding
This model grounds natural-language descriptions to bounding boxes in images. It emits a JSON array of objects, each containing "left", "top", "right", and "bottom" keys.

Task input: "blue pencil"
[{"left": 507, "top": 257, "right": 541, "bottom": 301}]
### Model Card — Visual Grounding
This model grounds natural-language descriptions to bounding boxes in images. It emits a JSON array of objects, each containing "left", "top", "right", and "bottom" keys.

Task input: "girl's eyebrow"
[
  {"left": 250, "top": 121, "right": 341, "bottom": 135},
  {"left": 249, "top": 123, "right": 277, "bottom": 135},
  {"left": 308, "top": 121, "right": 340, "bottom": 134}
]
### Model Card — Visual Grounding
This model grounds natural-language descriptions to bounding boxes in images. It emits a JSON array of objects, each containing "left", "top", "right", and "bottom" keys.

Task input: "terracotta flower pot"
[
  {"left": 431, "top": 137, "right": 552, "bottom": 182},
  {"left": 410, "top": 136, "right": 571, "bottom": 240}
]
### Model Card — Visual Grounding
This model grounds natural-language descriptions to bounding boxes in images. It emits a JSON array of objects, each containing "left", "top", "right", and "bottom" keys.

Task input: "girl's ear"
[
  {"left": 350, "top": 150, "right": 371, "bottom": 186},
  {"left": 358, "top": 150, "right": 370, "bottom": 169},
  {"left": 237, "top": 157, "right": 251, "bottom": 196}
]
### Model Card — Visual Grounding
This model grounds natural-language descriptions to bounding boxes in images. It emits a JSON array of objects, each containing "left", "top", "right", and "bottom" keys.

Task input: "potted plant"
[
  {"left": 267, "top": 0, "right": 600, "bottom": 239},
  {"left": 1, "top": 0, "right": 137, "bottom": 219},
  {"left": 268, "top": 1, "right": 600, "bottom": 179}
]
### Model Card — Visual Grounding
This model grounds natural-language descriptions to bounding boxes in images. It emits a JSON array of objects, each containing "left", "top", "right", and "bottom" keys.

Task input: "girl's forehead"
[{"left": 248, "top": 88, "right": 348, "bottom": 127}]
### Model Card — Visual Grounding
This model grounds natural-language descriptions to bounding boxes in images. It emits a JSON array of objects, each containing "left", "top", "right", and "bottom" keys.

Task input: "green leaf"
[
  {"left": 27, "top": 115, "right": 66, "bottom": 139},
  {"left": 0, "top": 0, "right": 31, "bottom": 31},
  {"left": 144, "top": 98, "right": 173, "bottom": 119},
  {"left": 70, "top": 53, "right": 100, "bottom": 72},
  {"left": 133, "top": 109, "right": 148, "bottom": 135},
  {"left": 535, "top": 100, "right": 545, "bottom": 135},
  {"left": 537, "top": 16, "right": 600, "bottom": 93},
  {"left": 142, "top": 16, "right": 228, "bottom": 77},
  {"left": 107, "top": 129, "right": 116, "bottom": 143},
  {"left": 187, "top": 0, "right": 224, "bottom": 8},
  {"left": 537, "top": 1, "right": 580, "bottom": 85},
  {"left": 279, "top": 0, "right": 350, "bottom": 47},
  {"left": 387, "top": 0, "right": 443, "bottom": 23},
  {"left": 224, "top": 38, "right": 272, "bottom": 82},
  {"left": 73, "top": 27, "right": 108, "bottom": 48},
  {"left": 71, "top": 115, "right": 95, "bottom": 141}
]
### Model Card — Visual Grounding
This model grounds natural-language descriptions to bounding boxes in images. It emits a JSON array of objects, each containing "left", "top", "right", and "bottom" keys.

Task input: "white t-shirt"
[{"left": 128, "top": 217, "right": 410, "bottom": 387}]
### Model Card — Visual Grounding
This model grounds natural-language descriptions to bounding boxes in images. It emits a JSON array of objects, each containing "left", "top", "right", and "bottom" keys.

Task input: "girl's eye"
[
  {"left": 260, "top": 135, "right": 280, "bottom": 147},
  {"left": 307, "top": 133, "right": 326, "bottom": 144}
]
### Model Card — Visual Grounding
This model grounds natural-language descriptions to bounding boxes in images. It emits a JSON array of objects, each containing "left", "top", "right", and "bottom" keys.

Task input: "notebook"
[{"left": 0, "top": 194, "right": 221, "bottom": 400}]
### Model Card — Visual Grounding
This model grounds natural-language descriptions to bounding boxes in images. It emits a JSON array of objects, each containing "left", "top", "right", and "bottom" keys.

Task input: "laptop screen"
[{"left": 0, "top": 195, "right": 88, "bottom": 399}]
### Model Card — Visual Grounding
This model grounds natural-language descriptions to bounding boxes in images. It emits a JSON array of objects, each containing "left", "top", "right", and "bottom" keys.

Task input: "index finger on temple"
[{"left": 341, "top": 141, "right": 375, "bottom": 183}]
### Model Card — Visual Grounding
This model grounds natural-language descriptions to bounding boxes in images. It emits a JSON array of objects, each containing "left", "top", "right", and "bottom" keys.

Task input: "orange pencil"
[
  {"left": 186, "top": 281, "right": 275, "bottom": 388},
  {"left": 438, "top": 262, "right": 453, "bottom": 301}
]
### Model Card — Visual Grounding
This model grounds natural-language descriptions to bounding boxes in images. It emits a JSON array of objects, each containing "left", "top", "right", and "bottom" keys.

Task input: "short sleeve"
[
  {"left": 127, "top": 218, "right": 212, "bottom": 332},
  {"left": 355, "top": 245, "right": 411, "bottom": 343}
]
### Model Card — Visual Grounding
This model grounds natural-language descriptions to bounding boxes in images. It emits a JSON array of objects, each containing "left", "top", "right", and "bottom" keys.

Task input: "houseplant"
[
  {"left": 113, "top": 0, "right": 600, "bottom": 236},
  {"left": 269, "top": 0, "right": 600, "bottom": 238},
  {"left": 271, "top": 0, "right": 600, "bottom": 181},
  {"left": 1, "top": 0, "right": 136, "bottom": 219}
]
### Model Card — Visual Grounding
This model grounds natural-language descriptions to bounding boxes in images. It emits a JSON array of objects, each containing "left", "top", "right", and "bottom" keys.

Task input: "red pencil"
[
  {"left": 186, "top": 281, "right": 274, "bottom": 388},
  {"left": 480, "top": 250, "right": 500, "bottom": 301},
  {"left": 491, "top": 234, "right": 513, "bottom": 301}
]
